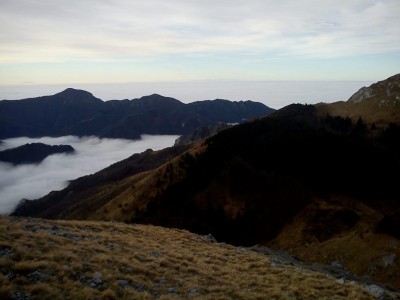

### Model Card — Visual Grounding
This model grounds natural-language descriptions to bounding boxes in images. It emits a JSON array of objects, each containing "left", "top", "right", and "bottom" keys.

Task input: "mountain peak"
[
  {"left": 52, "top": 88, "right": 104, "bottom": 106},
  {"left": 139, "top": 94, "right": 182, "bottom": 102},
  {"left": 134, "top": 94, "right": 184, "bottom": 108},
  {"left": 57, "top": 88, "right": 95, "bottom": 98}
]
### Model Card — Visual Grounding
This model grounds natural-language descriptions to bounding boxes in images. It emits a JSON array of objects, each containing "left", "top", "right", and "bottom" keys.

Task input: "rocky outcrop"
[
  {"left": 348, "top": 73, "right": 400, "bottom": 105},
  {"left": 348, "top": 86, "right": 376, "bottom": 103},
  {"left": 316, "top": 74, "right": 400, "bottom": 125}
]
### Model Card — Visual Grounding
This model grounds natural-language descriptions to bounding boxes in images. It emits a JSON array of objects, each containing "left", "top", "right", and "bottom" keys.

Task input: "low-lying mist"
[{"left": 0, "top": 135, "right": 179, "bottom": 214}]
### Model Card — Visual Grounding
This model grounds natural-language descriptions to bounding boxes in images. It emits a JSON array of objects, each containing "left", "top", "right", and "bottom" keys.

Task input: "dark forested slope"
[{"left": 0, "top": 143, "right": 75, "bottom": 165}]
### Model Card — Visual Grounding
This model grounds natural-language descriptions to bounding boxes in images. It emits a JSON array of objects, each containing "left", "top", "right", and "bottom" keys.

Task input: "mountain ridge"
[
  {"left": 0, "top": 89, "right": 274, "bottom": 140},
  {"left": 316, "top": 73, "right": 400, "bottom": 126}
]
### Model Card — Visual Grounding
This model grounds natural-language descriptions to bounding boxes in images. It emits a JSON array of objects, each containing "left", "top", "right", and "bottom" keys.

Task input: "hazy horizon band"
[{"left": 0, "top": 80, "right": 373, "bottom": 109}]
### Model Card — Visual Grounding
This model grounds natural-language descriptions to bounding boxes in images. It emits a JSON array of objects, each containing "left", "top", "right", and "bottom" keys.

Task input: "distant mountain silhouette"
[
  {"left": 0, "top": 143, "right": 75, "bottom": 165},
  {"left": 0, "top": 89, "right": 274, "bottom": 139}
]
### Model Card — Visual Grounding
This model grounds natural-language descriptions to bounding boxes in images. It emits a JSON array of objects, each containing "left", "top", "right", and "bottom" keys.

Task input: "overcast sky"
[{"left": 0, "top": 0, "right": 399, "bottom": 84}]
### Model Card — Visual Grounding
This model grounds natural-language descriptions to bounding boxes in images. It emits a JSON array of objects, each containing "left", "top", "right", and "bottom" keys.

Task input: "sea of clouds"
[{"left": 0, "top": 135, "right": 179, "bottom": 214}]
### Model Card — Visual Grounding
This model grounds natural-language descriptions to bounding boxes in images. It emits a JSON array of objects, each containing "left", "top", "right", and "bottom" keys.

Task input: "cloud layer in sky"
[
  {"left": 0, "top": 135, "right": 178, "bottom": 214},
  {"left": 0, "top": 0, "right": 399, "bottom": 82}
]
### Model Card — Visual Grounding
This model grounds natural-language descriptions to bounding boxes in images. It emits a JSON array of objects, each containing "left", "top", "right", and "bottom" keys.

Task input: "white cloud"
[
  {"left": 0, "top": 135, "right": 178, "bottom": 214},
  {"left": 0, "top": 0, "right": 399, "bottom": 63}
]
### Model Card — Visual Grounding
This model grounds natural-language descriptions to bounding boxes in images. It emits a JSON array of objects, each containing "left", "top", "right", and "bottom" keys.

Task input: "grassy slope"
[
  {"left": 315, "top": 99, "right": 400, "bottom": 127},
  {"left": 64, "top": 142, "right": 206, "bottom": 222},
  {"left": 0, "top": 216, "right": 378, "bottom": 300},
  {"left": 267, "top": 195, "right": 400, "bottom": 289},
  {"left": 315, "top": 73, "right": 400, "bottom": 126}
]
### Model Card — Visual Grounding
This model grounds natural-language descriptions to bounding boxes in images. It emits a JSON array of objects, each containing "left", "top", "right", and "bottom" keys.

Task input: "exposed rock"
[
  {"left": 150, "top": 251, "right": 163, "bottom": 258},
  {"left": 28, "top": 270, "right": 48, "bottom": 283},
  {"left": 348, "top": 86, "right": 375, "bottom": 103},
  {"left": 62, "top": 233, "right": 84, "bottom": 242},
  {"left": 155, "top": 279, "right": 168, "bottom": 287},
  {"left": 348, "top": 74, "right": 400, "bottom": 104},
  {"left": 117, "top": 279, "right": 129, "bottom": 288},
  {"left": 167, "top": 287, "right": 178, "bottom": 294},
  {"left": 363, "top": 284, "right": 386, "bottom": 299},
  {"left": 130, "top": 281, "right": 147, "bottom": 292},
  {"left": 0, "top": 248, "right": 13, "bottom": 256},
  {"left": 252, "top": 244, "right": 400, "bottom": 299},
  {"left": 51, "top": 225, "right": 59, "bottom": 235},
  {"left": 91, "top": 271, "right": 103, "bottom": 287},
  {"left": 331, "top": 260, "right": 346, "bottom": 270},
  {"left": 188, "top": 288, "right": 201, "bottom": 297},
  {"left": 380, "top": 253, "right": 396, "bottom": 268},
  {"left": 317, "top": 73, "right": 400, "bottom": 125},
  {"left": 336, "top": 278, "right": 346, "bottom": 285},
  {"left": 5, "top": 271, "right": 16, "bottom": 280},
  {"left": 11, "top": 291, "right": 31, "bottom": 300},
  {"left": 202, "top": 234, "right": 217, "bottom": 243},
  {"left": 122, "top": 267, "right": 133, "bottom": 274}
]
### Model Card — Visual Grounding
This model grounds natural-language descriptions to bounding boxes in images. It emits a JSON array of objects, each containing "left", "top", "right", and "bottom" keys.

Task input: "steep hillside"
[
  {"left": 12, "top": 144, "right": 192, "bottom": 220},
  {"left": 0, "top": 89, "right": 274, "bottom": 140},
  {"left": 0, "top": 216, "right": 391, "bottom": 299},
  {"left": 174, "top": 123, "right": 232, "bottom": 146},
  {"left": 267, "top": 195, "right": 400, "bottom": 289},
  {"left": 0, "top": 143, "right": 75, "bottom": 165},
  {"left": 13, "top": 104, "right": 400, "bottom": 289},
  {"left": 316, "top": 74, "right": 400, "bottom": 126}
]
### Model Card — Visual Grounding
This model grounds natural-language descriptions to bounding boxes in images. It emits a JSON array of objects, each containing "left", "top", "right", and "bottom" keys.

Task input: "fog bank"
[{"left": 0, "top": 135, "right": 178, "bottom": 214}]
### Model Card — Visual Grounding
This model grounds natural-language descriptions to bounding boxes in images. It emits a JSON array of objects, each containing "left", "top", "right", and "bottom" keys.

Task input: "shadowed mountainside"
[
  {"left": 0, "top": 89, "right": 274, "bottom": 140},
  {"left": 0, "top": 143, "right": 75, "bottom": 165},
  {"left": 174, "top": 123, "right": 233, "bottom": 146}
]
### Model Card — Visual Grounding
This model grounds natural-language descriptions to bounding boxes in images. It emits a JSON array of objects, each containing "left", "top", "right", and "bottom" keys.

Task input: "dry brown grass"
[
  {"left": 315, "top": 99, "right": 400, "bottom": 127},
  {"left": 0, "top": 216, "right": 377, "bottom": 299},
  {"left": 62, "top": 141, "right": 207, "bottom": 223},
  {"left": 268, "top": 195, "right": 400, "bottom": 290}
]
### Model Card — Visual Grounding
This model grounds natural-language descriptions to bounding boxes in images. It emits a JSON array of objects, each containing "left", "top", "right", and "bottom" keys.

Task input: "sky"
[
  {"left": 0, "top": 0, "right": 399, "bottom": 84},
  {"left": 0, "top": 135, "right": 178, "bottom": 214}
]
